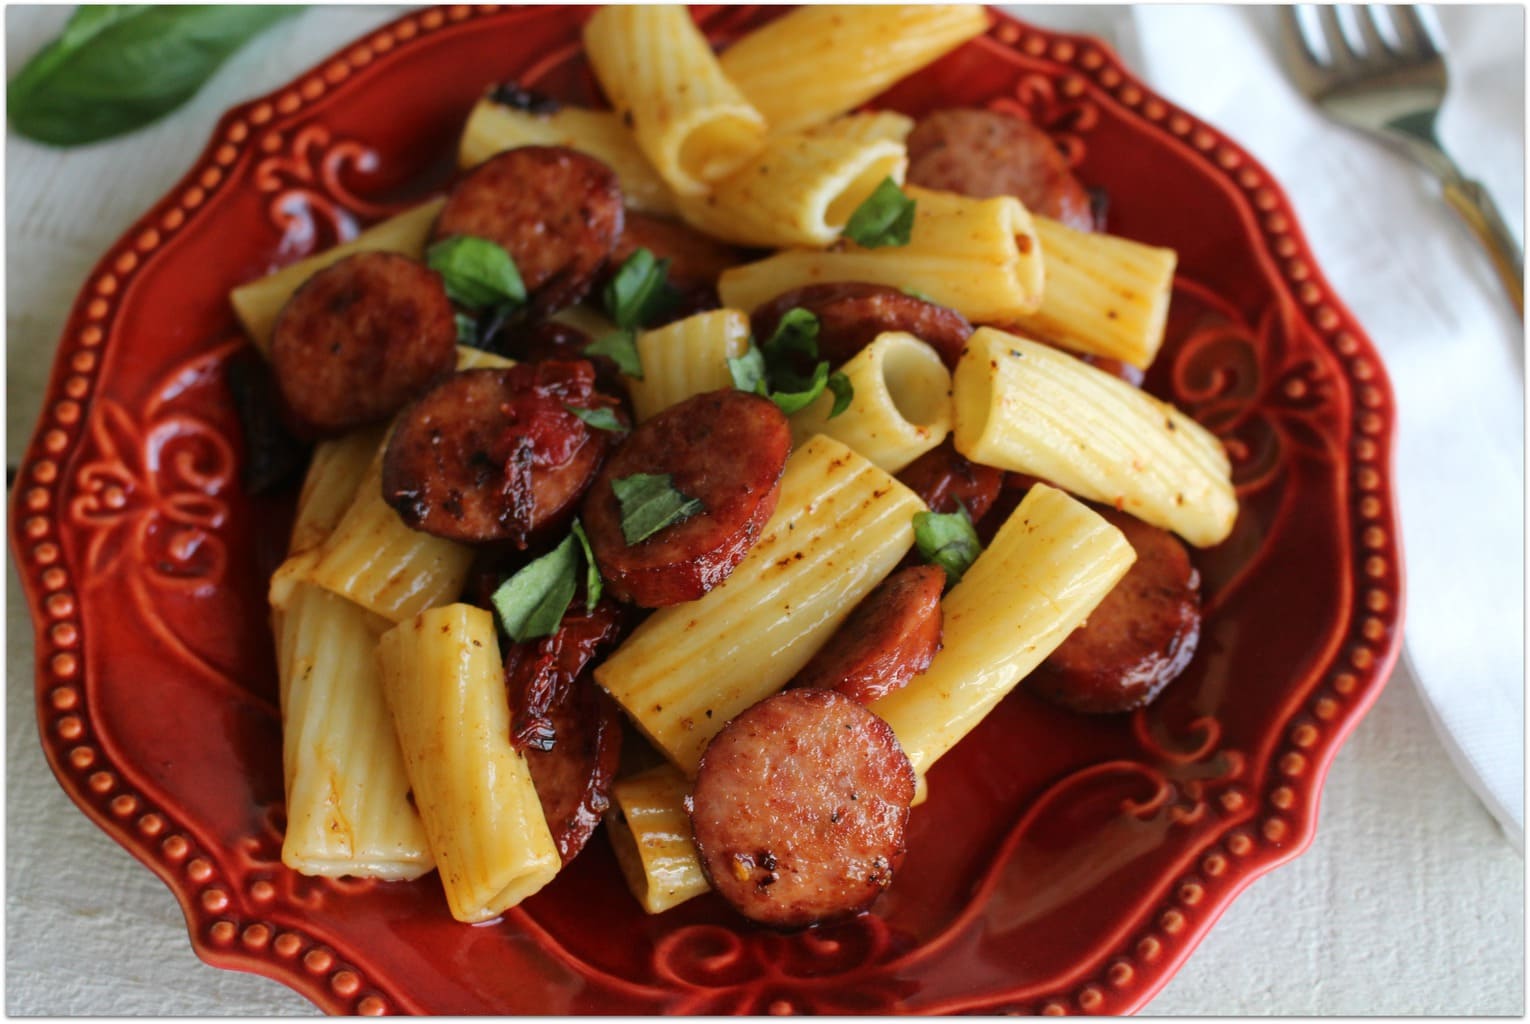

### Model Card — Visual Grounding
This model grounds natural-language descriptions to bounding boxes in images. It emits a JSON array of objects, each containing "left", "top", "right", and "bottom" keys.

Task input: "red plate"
[{"left": 11, "top": 5, "right": 1404, "bottom": 1015}]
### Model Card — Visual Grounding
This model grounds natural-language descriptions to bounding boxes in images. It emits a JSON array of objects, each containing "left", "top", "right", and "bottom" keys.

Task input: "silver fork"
[{"left": 1281, "top": 5, "right": 1523, "bottom": 313}]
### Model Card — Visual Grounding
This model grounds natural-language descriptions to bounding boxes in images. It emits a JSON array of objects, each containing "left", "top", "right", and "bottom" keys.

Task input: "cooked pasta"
[
  {"left": 718, "top": 5, "right": 991, "bottom": 135},
  {"left": 605, "top": 764, "right": 709, "bottom": 914},
  {"left": 717, "top": 187, "right": 1044, "bottom": 323},
  {"left": 1009, "top": 216, "right": 1178, "bottom": 370},
  {"left": 594, "top": 435, "right": 925, "bottom": 774},
  {"left": 787, "top": 331, "right": 951, "bottom": 473},
  {"left": 627, "top": 309, "right": 751, "bottom": 422},
  {"left": 804, "top": 110, "right": 916, "bottom": 146},
  {"left": 277, "top": 582, "right": 433, "bottom": 880},
  {"left": 457, "top": 99, "right": 678, "bottom": 217},
  {"left": 869, "top": 484, "right": 1136, "bottom": 775},
  {"left": 377, "top": 604, "right": 561, "bottom": 923},
  {"left": 674, "top": 134, "right": 906, "bottom": 249},
  {"left": 307, "top": 446, "right": 474, "bottom": 622},
  {"left": 583, "top": 5, "right": 766, "bottom": 197},
  {"left": 230, "top": 199, "right": 444, "bottom": 356},
  {"left": 951, "top": 328, "right": 1237, "bottom": 547}
]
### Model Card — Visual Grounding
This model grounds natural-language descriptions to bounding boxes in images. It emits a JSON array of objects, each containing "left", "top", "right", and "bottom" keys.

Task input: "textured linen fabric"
[{"left": 5, "top": 4, "right": 1522, "bottom": 1015}]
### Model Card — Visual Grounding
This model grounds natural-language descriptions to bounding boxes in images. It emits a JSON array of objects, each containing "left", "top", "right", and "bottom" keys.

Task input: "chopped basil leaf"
[
  {"left": 585, "top": 329, "right": 644, "bottom": 379},
  {"left": 826, "top": 371, "right": 854, "bottom": 418},
  {"left": 727, "top": 344, "right": 768, "bottom": 395},
  {"left": 913, "top": 503, "right": 981, "bottom": 586},
  {"left": 454, "top": 312, "right": 479, "bottom": 347},
  {"left": 612, "top": 472, "right": 705, "bottom": 545},
  {"left": 845, "top": 177, "right": 917, "bottom": 248},
  {"left": 427, "top": 235, "right": 526, "bottom": 310},
  {"left": 769, "top": 361, "right": 831, "bottom": 415},
  {"left": 491, "top": 534, "right": 580, "bottom": 642},
  {"left": 761, "top": 307, "right": 820, "bottom": 363},
  {"left": 565, "top": 404, "right": 626, "bottom": 433},
  {"left": 570, "top": 518, "right": 603, "bottom": 611},
  {"left": 603, "top": 247, "right": 675, "bottom": 329}
]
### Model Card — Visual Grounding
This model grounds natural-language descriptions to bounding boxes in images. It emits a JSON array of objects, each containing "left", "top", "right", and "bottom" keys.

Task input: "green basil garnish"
[
  {"left": 612, "top": 472, "right": 704, "bottom": 545},
  {"left": 565, "top": 404, "right": 626, "bottom": 434},
  {"left": 491, "top": 534, "right": 582, "bottom": 642},
  {"left": 730, "top": 306, "right": 855, "bottom": 417},
  {"left": 603, "top": 247, "right": 676, "bottom": 329},
  {"left": 912, "top": 503, "right": 982, "bottom": 586},
  {"left": 570, "top": 518, "right": 603, "bottom": 611},
  {"left": 9, "top": 6, "right": 303, "bottom": 147},
  {"left": 826, "top": 371, "right": 854, "bottom": 419},
  {"left": 426, "top": 235, "right": 526, "bottom": 310},
  {"left": 845, "top": 177, "right": 917, "bottom": 248},
  {"left": 726, "top": 345, "right": 768, "bottom": 395},
  {"left": 585, "top": 329, "right": 644, "bottom": 379}
]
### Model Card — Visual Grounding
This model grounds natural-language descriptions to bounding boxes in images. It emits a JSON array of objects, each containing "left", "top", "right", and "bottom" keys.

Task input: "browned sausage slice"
[
  {"left": 525, "top": 674, "right": 624, "bottom": 865},
  {"left": 896, "top": 438, "right": 1004, "bottom": 522},
  {"left": 1025, "top": 506, "right": 1201, "bottom": 713},
  {"left": 434, "top": 146, "right": 624, "bottom": 314},
  {"left": 906, "top": 108, "right": 1096, "bottom": 232},
  {"left": 581, "top": 389, "right": 790, "bottom": 607},
  {"left": 690, "top": 689, "right": 916, "bottom": 928},
  {"left": 269, "top": 251, "right": 456, "bottom": 438},
  {"left": 751, "top": 282, "right": 972, "bottom": 370},
  {"left": 791, "top": 566, "right": 944, "bottom": 704},
  {"left": 610, "top": 211, "right": 751, "bottom": 291},
  {"left": 381, "top": 361, "right": 620, "bottom": 546}
]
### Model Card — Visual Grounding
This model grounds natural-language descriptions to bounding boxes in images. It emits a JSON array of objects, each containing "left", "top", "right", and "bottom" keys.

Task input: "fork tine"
[
  {"left": 1282, "top": 6, "right": 1328, "bottom": 71},
  {"left": 1355, "top": 5, "right": 1394, "bottom": 60},
  {"left": 1390, "top": 5, "right": 1442, "bottom": 60},
  {"left": 1313, "top": 5, "right": 1361, "bottom": 69}
]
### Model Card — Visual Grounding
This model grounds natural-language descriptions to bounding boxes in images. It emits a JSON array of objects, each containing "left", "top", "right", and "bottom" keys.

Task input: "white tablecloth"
[{"left": 6, "top": 5, "right": 1523, "bottom": 1015}]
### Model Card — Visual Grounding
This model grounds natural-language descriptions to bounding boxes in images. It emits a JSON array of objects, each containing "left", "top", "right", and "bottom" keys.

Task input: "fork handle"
[{"left": 1441, "top": 176, "right": 1524, "bottom": 315}]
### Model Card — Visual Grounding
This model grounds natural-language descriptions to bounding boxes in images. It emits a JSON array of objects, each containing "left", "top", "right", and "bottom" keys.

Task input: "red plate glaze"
[{"left": 11, "top": 6, "right": 1405, "bottom": 1015}]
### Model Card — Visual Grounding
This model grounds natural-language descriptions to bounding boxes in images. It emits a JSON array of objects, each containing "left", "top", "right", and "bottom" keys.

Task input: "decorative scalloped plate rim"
[{"left": 12, "top": 4, "right": 1404, "bottom": 1015}]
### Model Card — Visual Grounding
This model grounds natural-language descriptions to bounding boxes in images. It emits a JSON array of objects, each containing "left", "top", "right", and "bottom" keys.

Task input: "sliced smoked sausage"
[
  {"left": 581, "top": 389, "right": 790, "bottom": 607},
  {"left": 896, "top": 438, "right": 1004, "bottom": 522},
  {"left": 525, "top": 674, "right": 624, "bottom": 865},
  {"left": 690, "top": 689, "right": 916, "bottom": 928},
  {"left": 751, "top": 282, "right": 972, "bottom": 370},
  {"left": 381, "top": 361, "right": 620, "bottom": 546},
  {"left": 1025, "top": 506, "right": 1201, "bottom": 713},
  {"left": 269, "top": 251, "right": 456, "bottom": 438},
  {"left": 905, "top": 108, "right": 1096, "bottom": 232},
  {"left": 434, "top": 146, "right": 624, "bottom": 313},
  {"left": 791, "top": 565, "right": 944, "bottom": 704}
]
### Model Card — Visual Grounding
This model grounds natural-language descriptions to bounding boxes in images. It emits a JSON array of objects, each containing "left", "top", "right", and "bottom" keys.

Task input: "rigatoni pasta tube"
[
  {"left": 674, "top": 134, "right": 906, "bottom": 249},
  {"left": 270, "top": 425, "right": 386, "bottom": 611},
  {"left": 307, "top": 447, "right": 474, "bottom": 622},
  {"left": 718, "top": 187, "right": 1043, "bottom": 323},
  {"left": 595, "top": 435, "right": 925, "bottom": 774},
  {"left": 805, "top": 110, "right": 915, "bottom": 146},
  {"left": 378, "top": 604, "right": 561, "bottom": 923},
  {"left": 788, "top": 331, "right": 951, "bottom": 473},
  {"left": 1009, "top": 216, "right": 1177, "bottom": 370},
  {"left": 605, "top": 764, "right": 709, "bottom": 914},
  {"left": 457, "top": 100, "right": 678, "bottom": 217},
  {"left": 628, "top": 310, "right": 750, "bottom": 422},
  {"left": 952, "top": 328, "right": 1237, "bottom": 547},
  {"left": 719, "top": 5, "right": 991, "bottom": 135},
  {"left": 583, "top": 5, "right": 765, "bottom": 196},
  {"left": 230, "top": 198, "right": 444, "bottom": 355},
  {"left": 277, "top": 583, "right": 433, "bottom": 880},
  {"left": 870, "top": 484, "right": 1136, "bottom": 775}
]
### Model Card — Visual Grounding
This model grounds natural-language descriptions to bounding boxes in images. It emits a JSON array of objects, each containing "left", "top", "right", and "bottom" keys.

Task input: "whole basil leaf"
[{"left": 10, "top": 6, "right": 303, "bottom": 147}]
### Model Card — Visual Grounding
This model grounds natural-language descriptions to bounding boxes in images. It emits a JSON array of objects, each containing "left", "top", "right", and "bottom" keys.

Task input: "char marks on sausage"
[
  {"left": 381, "top": 361, "right": 620, "bottom": 546},
  {"left": 269, "top": 251, "right": 457, "bottom": 438},
  {"left": 581, "top": 389, "right": 790, "bottom": 607},
  {"left": 690, "top": 689, "right": 916, "bottom": 928},
  {"left": 896, "top": 439, "right": 1005, "bottom": 522},
  {"left": 434, "top": 146, "right": 624, "bottom": 314},
  {"left": 791, "top": 565, "right": 945, "bottom": 704},
  {"left": 751, "top": 282, "right": 972, "bottom": 370},
  {"left": 1026, "top": 506, "right": 1201, "bottom": 713},
  {"left": 906, "top": 108, "right": 1096, "bottom": 232}
]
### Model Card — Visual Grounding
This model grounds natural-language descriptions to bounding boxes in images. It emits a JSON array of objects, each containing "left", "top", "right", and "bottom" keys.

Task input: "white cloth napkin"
[{"left": 1041, "top": 4, "right": 1525, "bottom": 843}]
